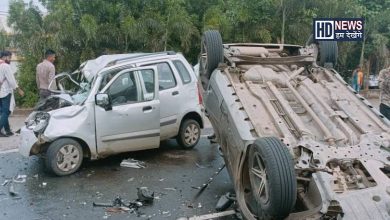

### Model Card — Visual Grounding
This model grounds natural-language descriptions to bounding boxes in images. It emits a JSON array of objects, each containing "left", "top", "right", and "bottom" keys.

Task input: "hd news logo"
[{"left": 313, "top": 18, "right": 364, "bottom": 41}]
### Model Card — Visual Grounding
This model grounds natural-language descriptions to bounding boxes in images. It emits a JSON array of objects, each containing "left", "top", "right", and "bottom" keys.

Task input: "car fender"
[{"left": 43, "top": 104, "right": 97, "bottom": 159}]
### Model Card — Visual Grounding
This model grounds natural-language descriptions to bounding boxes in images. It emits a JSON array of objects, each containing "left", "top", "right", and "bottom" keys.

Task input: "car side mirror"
[{"left": 95, "top": 93, "right": 112, "bottom": 111}]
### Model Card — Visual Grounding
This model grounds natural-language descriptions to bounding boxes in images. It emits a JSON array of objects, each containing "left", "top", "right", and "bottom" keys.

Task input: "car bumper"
[{"left": 19, "top": 126, "right": 38, "bottom": 157}]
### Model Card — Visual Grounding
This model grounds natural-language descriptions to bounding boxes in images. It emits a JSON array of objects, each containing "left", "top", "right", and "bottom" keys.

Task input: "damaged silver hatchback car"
[
  {"left": 200, "top": 30, "right": 390, "bottom": 219},
  {"left": 19, "top": 52, "right": 204, "bottom": 176}
]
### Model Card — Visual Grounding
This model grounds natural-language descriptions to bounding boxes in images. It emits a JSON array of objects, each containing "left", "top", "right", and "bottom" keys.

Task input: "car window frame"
[
  {"left": 172, "top": 60, "right": 192, "bottom": 85},
  {"left": 101, "top": 69, "right": 153, "bottom": 107},
  {"left": 141, "top": 61, "right": 178, "bottom": 91}
]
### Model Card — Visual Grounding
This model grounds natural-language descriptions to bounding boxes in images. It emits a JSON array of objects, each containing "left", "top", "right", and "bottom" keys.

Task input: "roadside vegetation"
[{"left": 3, "top": 0, "right": 390, "bottom": 107}]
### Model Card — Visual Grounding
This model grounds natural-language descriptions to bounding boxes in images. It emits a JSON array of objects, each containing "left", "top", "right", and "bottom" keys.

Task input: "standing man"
[
  {"left": 36, "top": 49, "right": 56, "bottom": 100},
  {"left": 0, "top": 51, "right": 24, "bottom": 137},
  {"left": 378, "top": 66, "right": 390, "bottom": 119}
]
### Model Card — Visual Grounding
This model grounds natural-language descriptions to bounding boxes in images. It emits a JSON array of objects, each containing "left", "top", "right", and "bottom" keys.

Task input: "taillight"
[{"left": 197, "top": 83, "right": 203, "bottom": 105}]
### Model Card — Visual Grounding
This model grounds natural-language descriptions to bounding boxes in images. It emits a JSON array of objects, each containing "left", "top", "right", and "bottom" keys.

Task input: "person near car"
[
  {"left": 352, "top": 66, "right": 363, "bottom": 93},
  {"left": 36, "top": 49, "right": 56, "bottom": 100},
  {"left": 378, "top": 66, "right": 390, "bottom": 119},
  {"left": 0, "top": 50, "right": 24, "bottom": 137},
  {"left": 378, "top": 65, "right": 390, "bottom": 86}
]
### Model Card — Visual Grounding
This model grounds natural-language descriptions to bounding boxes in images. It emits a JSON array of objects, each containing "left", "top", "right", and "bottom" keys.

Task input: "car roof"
[{"left": 82, "top": 52, "right": 177, "bottom": 81}]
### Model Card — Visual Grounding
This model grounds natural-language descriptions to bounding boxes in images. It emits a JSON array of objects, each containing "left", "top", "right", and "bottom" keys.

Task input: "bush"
[{"left": 16, "top": 57, "right": 39, "bottom": 107}]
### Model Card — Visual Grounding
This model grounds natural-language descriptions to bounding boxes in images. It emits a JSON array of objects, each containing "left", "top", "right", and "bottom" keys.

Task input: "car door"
[
  {"left": 141, "top": 62, "right": 180, "bottom": 139},
  {"left": 95, "top": 66, "right": 160, "bottom": 155}
]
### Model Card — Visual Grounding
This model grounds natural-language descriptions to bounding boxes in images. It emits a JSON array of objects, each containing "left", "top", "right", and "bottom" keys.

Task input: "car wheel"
[
  {"left": 177, "top": 119, "right": 201, "bottom": 149},
  {"left": 45, "top": 138, "right": 83, "bottom": 176},
  {"left": 199, "top": 30, "right": 223, "bottom": 89},
  {"left": 318, "top": 41, "right": 338, "bottom": 67},
  {"left": 245, "top": 137, "right": 297, "bottom": 219}
]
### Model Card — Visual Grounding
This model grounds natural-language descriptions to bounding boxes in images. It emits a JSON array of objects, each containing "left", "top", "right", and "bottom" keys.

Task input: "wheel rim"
[
  {"left": 250, "top": 152, "right": 269, "bottom": 204},
  {"left": 184, "top": 123, "right": 199, "bottom": 146},
  {"left": 56, "top": 144, "right": 80, "bottom": 172},
  {"left": 200, "top": 40, "right": 208, "bottom": 75}
]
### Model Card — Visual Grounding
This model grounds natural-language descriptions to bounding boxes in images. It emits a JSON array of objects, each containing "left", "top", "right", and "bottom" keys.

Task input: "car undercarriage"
[{"left": 199, "top": 30, "right": 390, "bottom": 220}]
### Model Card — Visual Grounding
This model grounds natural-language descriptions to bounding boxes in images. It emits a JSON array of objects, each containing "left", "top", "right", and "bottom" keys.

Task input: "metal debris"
[
  {"left": 93, "top": 195, "right": 148, "bottom": 216},
  {"left": 192, "top": 164, "right": 226, "bottom": 199},
  {"left": 120, "top": 158, "right": 146, "bottom": 168}
]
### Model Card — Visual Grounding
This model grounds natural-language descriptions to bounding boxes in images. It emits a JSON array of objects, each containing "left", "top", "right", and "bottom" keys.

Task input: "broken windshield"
[{"left": 49, "top": 67, "right": 91, "bottom": 105}]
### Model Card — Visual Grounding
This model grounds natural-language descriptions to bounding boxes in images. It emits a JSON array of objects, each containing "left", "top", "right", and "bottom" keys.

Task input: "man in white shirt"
[{"left": 0, "top": 51, "right": 24, "bottom": 137}]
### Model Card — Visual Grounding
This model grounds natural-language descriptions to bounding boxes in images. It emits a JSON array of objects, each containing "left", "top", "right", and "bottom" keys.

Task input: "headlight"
[{"left": 26, "top": 112, "right": 50, "bottom": 134}]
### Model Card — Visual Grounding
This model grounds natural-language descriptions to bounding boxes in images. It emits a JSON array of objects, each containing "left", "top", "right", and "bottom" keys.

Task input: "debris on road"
[
  {"left": 137, "top": 187, "right": 154, "bottom": 204},
  {"left": 93, "top": 202, "right": 113, "bottom": 207},
  {"left": 215, "top": 192, "right": 235, "bottom": 211},
  {"left": 13, "top": 174, "right": 27, "bottom": 183},
  {"left": 106, "top": 206, "right": 131, "bottom": 213},
  {"left": 120, "top": 158, "right": 146, "bottom": 168},
  {"left": 163, "top": 187, "right": 177, "bottom": 191},
  {"left": 192, "top": 164, "right": 226, "bottom": 199},
  {"left": 195, "top": 163, "right": 205, "bottom": 169},
  {"left": 178, "top": 209, "right": 237, "bottom": 220},
  {"left": 8, "top": 182, "right": 18, "bottom": 197},
  {"left": 2, "top": 179, "right": 10, "bottom": 186},
  {"left": 93, "top": 190, "right": 154, "bottom": 217},
  {"left": 195, "top": 162, "right": 213, "bottom": 168}
]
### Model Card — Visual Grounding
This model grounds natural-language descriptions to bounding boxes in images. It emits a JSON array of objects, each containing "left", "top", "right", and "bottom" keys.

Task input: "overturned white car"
[{"left": 200, "top": 30, "right": 390, "bottom": 219}]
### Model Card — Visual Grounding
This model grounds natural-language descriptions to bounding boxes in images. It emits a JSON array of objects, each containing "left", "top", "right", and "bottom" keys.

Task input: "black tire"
[
  {"left": 247, "top": 137, "right": 297, "bottom": 219},
  {"left": 176, "top": 119, "right": 201, "bottom": 149},
  {"left": 199, "top": 30, "right": 223, "bottom": 89},
  {"left": 318, "top": 41, "right": 338, "bottom": 67},
  {"left": 45, "top": 138, "right": 83, "bottom": 176}
]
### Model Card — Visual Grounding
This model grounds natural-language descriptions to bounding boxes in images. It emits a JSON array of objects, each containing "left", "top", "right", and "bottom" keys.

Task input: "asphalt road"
[{"left": 0, "top": 136, "right": 236, "bottom": 220}]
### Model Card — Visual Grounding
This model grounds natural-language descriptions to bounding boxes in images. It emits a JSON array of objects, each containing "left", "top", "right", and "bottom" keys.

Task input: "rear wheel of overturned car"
[
  {"left": 45, "top": 138, "right": 83, "bottom": 176},
  {"left": 242, "top": 137, "right": 297, "bottom": 219},
  {"left": 305, "top": 34, "right": 338, "bottom": 68},
  {"left": 199, "top": 30, "right": 224, "bottom": 89},
  {"left": 318, "top": 41, "right": 338, "bottom": 67},
  {"left": 177, "top": 119, "right": 201, "bottom": 149}
]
